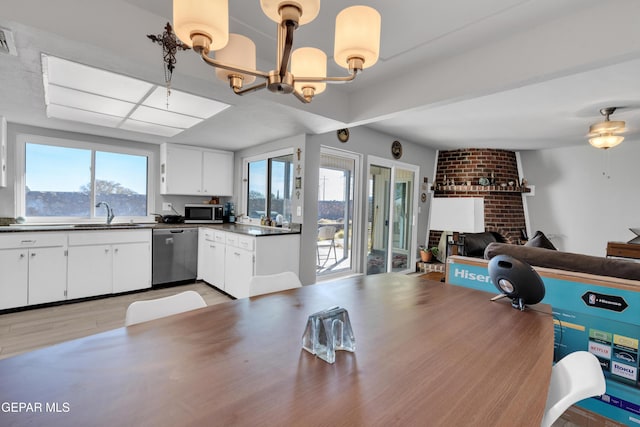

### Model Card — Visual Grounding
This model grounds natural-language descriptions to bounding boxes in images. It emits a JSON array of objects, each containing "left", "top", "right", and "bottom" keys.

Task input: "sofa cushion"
[
  {"left": 463, "top": 232, "right": 505, "bottom": 258},
  {"left": 484, "top": 242, "right": 640, "bottom": 281},
  {"left": 525, "top": 230, "right": 557, "bottom": 250}
]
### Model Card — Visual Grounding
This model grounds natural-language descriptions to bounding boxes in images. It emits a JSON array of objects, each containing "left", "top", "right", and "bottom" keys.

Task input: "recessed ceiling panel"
[
  {"left": 46, "top": 104, "right": 124, "bottom": 128},
  {"left": 47, "top": 85, "right": 135, "bottom": 117},
  {"left": 142, "top": 87, "right": 230, "bottom": 119},
  {"left": 129, "top": 105, "right": 200, "bottom": 128},
  {"left": 119, "top": 118, "right": 184, "bottom": 137},
  {"left": 43, "top": 54, "right": 153, "bottom": 102}
]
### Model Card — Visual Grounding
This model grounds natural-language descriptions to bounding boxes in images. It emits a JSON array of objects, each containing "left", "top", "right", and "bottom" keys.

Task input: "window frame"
[
  {"left": 241, "top": 147, "right": 294, "bottom": 225},
  {"left": 15, "top": 134, "right": 155, "bottom": 224}
]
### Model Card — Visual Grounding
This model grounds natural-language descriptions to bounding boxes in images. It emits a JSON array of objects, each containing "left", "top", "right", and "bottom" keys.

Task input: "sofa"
[
  {"left": 462, "top": 232, "right": 506, "bottom": 258},
  {"left": 484, "top": 242, "right": 640, "bottom": 282}
]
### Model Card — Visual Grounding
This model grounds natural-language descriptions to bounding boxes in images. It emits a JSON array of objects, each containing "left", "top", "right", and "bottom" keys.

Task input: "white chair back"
[
  {"left": 541, "top": 351, "right": 606, "bottom": 427},
  {"left": 318, "top": 226, "right": 336, "bottom": 240},
  {"left": 249, "top": 271, "right": 302, "bottom": 297},
  {"left": 125, "top": 290, "right": 207, "bottom": 326}
]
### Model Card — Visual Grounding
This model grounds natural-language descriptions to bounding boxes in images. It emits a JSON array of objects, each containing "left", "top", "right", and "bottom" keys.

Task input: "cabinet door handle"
[
  {"left": 19, "top": 253, "right": 25, "bottom": 259},
  {"left": 209, "top": 245, "right": 215, "bottom": 248},
  {"left": 31, "top": 252, "right": 36, "bottom": 257},
  {"left": 105, "top": 248, "right": 110, "bottom": 253},
  {"left": 234, "top": 252, "right": 240, "bottom": 256},
  {"left": 21, "top": 240, "right": 35, "bottom": 245},
  {"left": 114, "top": 248, "right": 119, "bottom": 253}
]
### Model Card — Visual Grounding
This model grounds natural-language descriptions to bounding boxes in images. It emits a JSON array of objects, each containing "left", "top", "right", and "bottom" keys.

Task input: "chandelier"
[
  {"left": 173, "top": 0, "right": 381, "bottom": 103},
  {"left": 588, "top": 107, "right": 626, "bottom": 149}
]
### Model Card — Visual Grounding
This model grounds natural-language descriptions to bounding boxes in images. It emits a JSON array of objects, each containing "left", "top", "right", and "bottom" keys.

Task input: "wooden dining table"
[{"left": 0, "top": 274, "right": 554, "bottom": 426}]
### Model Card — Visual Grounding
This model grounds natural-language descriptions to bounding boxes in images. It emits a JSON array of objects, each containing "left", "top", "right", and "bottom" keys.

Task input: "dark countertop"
[
  {"left": 212, "top": 223, "right": 301, "bottom": 236},
  {"left": 0, "top": 222, "right": 301, "bottom": 236}
]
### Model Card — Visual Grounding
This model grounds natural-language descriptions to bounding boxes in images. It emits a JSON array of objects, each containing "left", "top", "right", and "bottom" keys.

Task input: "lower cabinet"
[
  {"left": 27, "top": 246, "right": 68, "bottom": 305},
  {"left": 112, "top": 242, "right": 151, "bottom": 293},
  {"left": 68, "top": 245, "right": 112, "bottom": 299},
  {"left": 0, "top": 249, "right": 28, "bottom": 309},
  {"left": 224, "top": 245, "right": 254, "bottom": 299},
  {"left": 0, "top": 229, "right": 151, "bottom": 309},
  {"left": 198, "top": 227, "right": 300, "bottom": 299},
  {"left": 198, "top": 229, "right": 225, "bottom": 289},
  {"left": 68, "top": 230, "right": 151, "bottom": 300},
  {"left": 0, "top": 233, "right": 67, "bottom": 310}
]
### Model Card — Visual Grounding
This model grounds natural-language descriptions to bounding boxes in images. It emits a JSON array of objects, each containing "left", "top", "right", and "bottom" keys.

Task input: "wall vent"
[{"left": 0, "top": 27, "right": 17, "bottom": 56}]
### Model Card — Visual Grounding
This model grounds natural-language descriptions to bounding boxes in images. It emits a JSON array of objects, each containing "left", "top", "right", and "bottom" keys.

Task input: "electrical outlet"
[{"left": 162, "top": 202, "right": 172, "bottom": 211}]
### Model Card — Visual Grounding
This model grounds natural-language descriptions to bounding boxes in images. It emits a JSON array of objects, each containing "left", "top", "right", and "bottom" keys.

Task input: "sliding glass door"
[
  {"left": 366, "top": 156, "right": 419, "bottom": 275},
  {"left": 316, "top": 147, "right": 361, "bottom": 279}
]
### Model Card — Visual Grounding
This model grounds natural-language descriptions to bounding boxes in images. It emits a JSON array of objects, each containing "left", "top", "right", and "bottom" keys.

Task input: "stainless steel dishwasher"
[{"left": 152, "top": 228, "right": 198, "bottom": 286}]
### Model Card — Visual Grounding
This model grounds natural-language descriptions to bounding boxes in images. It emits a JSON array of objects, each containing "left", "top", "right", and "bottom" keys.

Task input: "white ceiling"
[{"left": 1, "top": 0, "right": 639, "bottom": 151}]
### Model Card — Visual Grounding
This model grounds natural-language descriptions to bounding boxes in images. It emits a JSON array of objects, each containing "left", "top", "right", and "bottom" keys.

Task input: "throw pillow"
[{"left": 525, "top": 230, "right": 557, "bottom": 250}]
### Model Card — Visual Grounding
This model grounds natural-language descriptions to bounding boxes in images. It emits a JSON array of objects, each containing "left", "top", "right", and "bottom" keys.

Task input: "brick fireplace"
[{"left": 428, "top": 148, "right": 529, "bottom": 248}]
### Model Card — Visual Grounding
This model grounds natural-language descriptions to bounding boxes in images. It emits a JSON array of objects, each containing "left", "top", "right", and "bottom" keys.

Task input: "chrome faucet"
[{"left": 96, "top": 202, "right": 115, "bottom": 224}]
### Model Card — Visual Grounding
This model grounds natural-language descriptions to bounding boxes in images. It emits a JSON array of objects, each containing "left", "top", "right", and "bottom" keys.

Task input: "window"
[
  {"left": 245, "top": 152, "right": 294, "bottom": 222},
  {"left": 18, "top": 135, "right": 152, "bottom": 222}
]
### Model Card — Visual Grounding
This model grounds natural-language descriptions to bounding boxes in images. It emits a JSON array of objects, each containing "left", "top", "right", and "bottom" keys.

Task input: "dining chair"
[
  {"left": 249, "top": 271, "right": 302, "bottom": 297},
  {"left": 317, "top": 225, "right": 337, "bottom": 267},
  {"left": 541, "top": 351, "right": 606, "bottom": 427},
  {"left": 125, "top": 290, "right": 207, "bottom": 326}
]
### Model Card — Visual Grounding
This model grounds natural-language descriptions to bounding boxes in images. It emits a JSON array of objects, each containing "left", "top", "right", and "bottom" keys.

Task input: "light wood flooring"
[{"left": 0, "top": 282, "right": 231, "bottom": 360}]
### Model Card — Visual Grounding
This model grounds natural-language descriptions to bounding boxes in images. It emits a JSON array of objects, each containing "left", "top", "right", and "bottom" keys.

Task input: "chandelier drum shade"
[
  {"left": 588, "top": 107, "right": 626, "bottom": 149},
  {"left": 172, "top": 0, "right": 381, "bottom": 103}
]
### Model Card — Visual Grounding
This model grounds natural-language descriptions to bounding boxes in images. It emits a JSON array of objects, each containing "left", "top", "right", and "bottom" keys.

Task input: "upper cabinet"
[
  {"left": 160, "top": 143, "right": 233, "bottom": 196},
  {"left": 1, "top": 116, "right": 7, "bottom": 187}
]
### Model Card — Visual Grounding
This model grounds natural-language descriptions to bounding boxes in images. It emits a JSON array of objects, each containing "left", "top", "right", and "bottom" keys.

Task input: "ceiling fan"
[{"left": 588, "top": 107, "right": 626, "bottom": 149}]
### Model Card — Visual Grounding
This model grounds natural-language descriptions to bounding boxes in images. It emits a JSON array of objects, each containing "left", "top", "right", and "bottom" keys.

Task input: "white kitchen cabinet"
[
  {"left": 68, "top": 230, "right": 151, "bottom": 299},
  {"left": 160, "top": 143, "right": 233, "bottom": 196},
  {"left": 0, "top": 116, "right": 7, "bottom": 188},
  {"left": 113, "top": 242, "right": 151, "bottom": 293},
  {"left": 198, "top": 228, "right": 225, "bottom": 289},
  {"left": 202, "top": 150, "right": 233, "bottom": 196},
  {"left": 198, "top": 228, "right": 300, "bottom": 299},
  {"left": 67, "top": 245, "right": 112, "bottom": 299},
  {"left": 27, "top": 246, "right": 68, "bottom": 305},
  {"left": 0, "top": 232, "right": 68, "bottom": 309},
  {"left": 0, "top": 249, "right": 28, "bottom": 309},
  {"left": 224, "top": 245, "right": 254, "bottom": 299}
]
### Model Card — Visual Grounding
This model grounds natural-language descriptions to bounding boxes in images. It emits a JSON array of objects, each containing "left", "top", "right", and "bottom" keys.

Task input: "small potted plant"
[{"left": 419, "top": 246, "right": 439, "bottom": 262}]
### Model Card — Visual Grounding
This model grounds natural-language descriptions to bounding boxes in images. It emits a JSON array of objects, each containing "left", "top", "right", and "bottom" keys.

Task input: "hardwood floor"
[{"left": 0, "top": 282, "right": 231, "bottom": 360}]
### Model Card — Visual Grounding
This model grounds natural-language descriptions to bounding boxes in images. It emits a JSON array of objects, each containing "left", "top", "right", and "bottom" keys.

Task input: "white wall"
[{"left": 520, "top": 142, "right": 640, "bottom": 256}]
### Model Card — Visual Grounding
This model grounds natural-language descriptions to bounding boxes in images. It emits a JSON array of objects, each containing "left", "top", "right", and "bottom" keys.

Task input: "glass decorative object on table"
[{"left": 302, "top": 306, "right": 355, "bottom": 364}]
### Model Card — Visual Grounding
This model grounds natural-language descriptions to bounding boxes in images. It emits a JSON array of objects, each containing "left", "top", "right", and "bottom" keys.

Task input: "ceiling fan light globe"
[
  {"left": 589, "top": 134, "right": 624, "bottom": 149},
  {"left": 173, "top": 0, "right": 229, "bottom": 50},
  {"left": 588, "top": 120, "right": 626, "bottom": 135}
]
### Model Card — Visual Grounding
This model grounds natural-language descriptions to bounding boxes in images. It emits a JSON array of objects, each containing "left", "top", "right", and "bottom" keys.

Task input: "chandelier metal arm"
[
  {"left": 279, "top": 21, "right": 296, "bottom": 79},
  {"left": 233, "top": 81, "right": 269, "bottom": 96},
  {"left": 296, "top": 70, "right": 359, "bottom": 84},
  {"left": 198, "top": 49, "right": 270, "bottom": 79},
  {"left": 293, "top": 90, "right": 311, "bottom": 104}
]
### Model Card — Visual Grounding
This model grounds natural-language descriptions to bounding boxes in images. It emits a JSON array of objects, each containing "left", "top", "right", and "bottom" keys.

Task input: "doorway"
[
  {"left": 316, "top": 147, "right": 361, "bottom": 279},
  {"left": 366, "top": 156, "right": 419, "bottom": 275}
]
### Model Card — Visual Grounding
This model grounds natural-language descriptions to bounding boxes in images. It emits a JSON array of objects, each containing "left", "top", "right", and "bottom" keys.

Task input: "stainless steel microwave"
[{"left": 184, "top": 204, "right": 223, "bottom": 223}]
